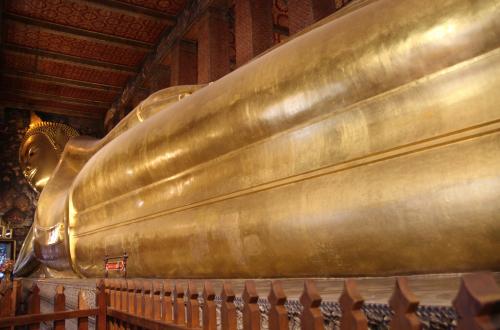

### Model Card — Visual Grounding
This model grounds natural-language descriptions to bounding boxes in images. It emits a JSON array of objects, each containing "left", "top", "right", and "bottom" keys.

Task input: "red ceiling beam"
[
  {"left": 83, "top": 0, "right": 177, "bottom": 23},
  {"left": 1, "top": 71, "right": 122, "bottom": 92},
  {"left": 4, "top": 44, "right": 137, "bottom": 74},
  {"left": 2, "top": 89, "right": 111, "bottom": 108},
  {"left": 0, "top": 100, "right": 104, "bottom": 119}
]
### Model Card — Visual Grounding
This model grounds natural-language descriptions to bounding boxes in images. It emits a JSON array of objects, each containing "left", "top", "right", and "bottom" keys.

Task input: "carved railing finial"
[
  {"left": 221, "top": 282, "right": 237, "bottom": 330},
  {"left": 339, "top": 279, "right": 368, "bottom": 330},
  {"left": 268, "top": 280, "right": 288, "bottom": 330},
  {"left": 243, "top": 280, "right": 260, "bottom": 330},
  {"left": 453, "top": 272, "right": 500, "bottom": 330},
  {"left": 389, "top": 277, "right": 421, "bottom": 330},
  {"left": 300, "top": 280, "right": 323, "bottom": 330}
]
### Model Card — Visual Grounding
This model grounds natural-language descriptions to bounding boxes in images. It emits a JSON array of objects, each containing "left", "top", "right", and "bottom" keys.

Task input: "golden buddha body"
[{"left": 15, "top": 0, "right": 500, "bottom": 278}]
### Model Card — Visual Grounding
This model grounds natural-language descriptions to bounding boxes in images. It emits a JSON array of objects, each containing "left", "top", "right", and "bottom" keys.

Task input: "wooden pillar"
[
  {"left": 148, "top": 64, "right": 171, "bottom": 93},
  {"left": 235, "top": 0, "right": 274, "bottom": 67},
  {"left": 197, "top": 7, "right": 231, "bottom": 83},
  {"left": 287, "top": 0, "right": 334, "bottom": 35},
  {"left": 130, "top": 88, "right": 150, "bottom": 109},
  {"left": 170, "top": 40, "right": 198, "bottom": 86}
]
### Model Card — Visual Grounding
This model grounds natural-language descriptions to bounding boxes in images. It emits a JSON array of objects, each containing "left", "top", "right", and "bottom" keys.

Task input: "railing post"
[
  {"left": 12, "top": 279, "right": 21, "bottom": 316},
  {"left": 243, "top": 280, "right": 260, "bottom": 330},
  {"left": 119, "top": 279, "right": 127, "bottom": 330},
  {"left": 144, "top": 281, "right": 153, "bottom": 319},
  {"left": 268, "top": 280, "right": 288, "bottom": 330},
  {"left": 0, "top": 285, "right": 13, "bottom": 317},
  {"left": 339, "top": 279, "right": 368, "bottom": 330},
  {"left": 389, "top": 277, "right": 421, "bottom": 330},
  {"left": 121, "top": 279, "right": 128, "bottom": 312},
  {"left": 173, "top": 282, "right": 185, "bottom": 325},
  {"left": 111, "top": 279, "right": 118, "bottom": 309},
  {"left": 77, "top": 291, "right": 89, "bottom": 330},
  {"left": 187, "top": 281, "right": 200, "bottom": 328},
  {"left": 163, "top": 280, "right": 173, "bottom": 322},
  {"left": 134, "top": 280, "right": 143, "bottom": 317},
  {"left": 106, "top": 280, "right": 119, "bottom": 330},
  {"left": 221, "top": 282, "right": 237, "bottom": 330},
  {"left": 203, "top": 281, "right": 216, "bottom": 330},
  {"left": 28, "top": 283, "right": 40, "bottom": 330},
  {"left": 453, "top": 272, "right": 500, "bottom": 330},
  {"left": 104, "top": 279, "right": 112, "bottom": 330},
  {"left": 152, "top": 280, "right": 162, "bottom": 320},
  {"left": 127, "top": 279, "right": 136, "bottom": 315},
  {"left": 96, "top": 279, "right": 107, "bottom": 330},
  {"left": 104, "top": 279, "right": 111, "bottom": 306},
  {"left": 53, "top": 285, "right": 65, "bottom": 330},
  {"left": 299, "top": 280, "right": 323, "bottom": 330}
]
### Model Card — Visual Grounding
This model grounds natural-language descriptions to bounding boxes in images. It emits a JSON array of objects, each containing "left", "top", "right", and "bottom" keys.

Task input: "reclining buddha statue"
[{"left": 14, "top": 0, "right": 500, "bottom": 278}]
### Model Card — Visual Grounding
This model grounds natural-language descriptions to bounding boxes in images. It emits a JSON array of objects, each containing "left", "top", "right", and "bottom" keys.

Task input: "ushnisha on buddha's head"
[{"left": 19, "top": 116, "right": 78, "bottom": 193}]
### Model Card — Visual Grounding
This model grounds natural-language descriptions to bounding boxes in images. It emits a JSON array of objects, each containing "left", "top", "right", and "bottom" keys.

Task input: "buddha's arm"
[
  {"left": 63, "top": 0, "right": 500, "bottom": 278},
  {"left": 102, "top": 85, "right": 206, "bottom": 145}
]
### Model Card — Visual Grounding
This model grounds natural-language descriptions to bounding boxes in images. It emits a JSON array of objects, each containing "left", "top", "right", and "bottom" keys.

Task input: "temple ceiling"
[{"left": 0, "top": 0, "right": 188, "bottom": 119}]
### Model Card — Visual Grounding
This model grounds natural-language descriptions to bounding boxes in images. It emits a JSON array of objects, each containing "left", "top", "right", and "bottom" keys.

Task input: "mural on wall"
[
  {"left": 0, "top": 109, "right": 37, "bottom": 258},
  {"left": 0, "top": 108, "right": 103, "bottom": 258}
]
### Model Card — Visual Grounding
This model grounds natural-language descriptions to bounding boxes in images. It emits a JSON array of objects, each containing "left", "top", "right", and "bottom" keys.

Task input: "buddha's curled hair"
[{"left": 20, "top": 122, "right": 79, "bottom": 158}]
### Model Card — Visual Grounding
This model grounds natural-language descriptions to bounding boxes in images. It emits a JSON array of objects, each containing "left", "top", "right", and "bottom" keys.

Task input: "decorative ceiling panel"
[
  {"left": 3, "top": 76, "right": 118, "bottom": 103},
  {"left": 5, "top": 0, "right": 170, "bottom": 43},
  {"left": 116, "top": 0, "right": 187, "bottom": 15},
  {"left": 0, "top": 93, "right": 106, "bottom": 114},
  {"left": 37, "top": 59, "right": 132, "bottom": 87},
  {"left": 5, "top": 21, "right": 148, "bottom": 66},
  {"left": 2, "top": 51, "right": 133, "bottom": 87},
  {"left": 1, "top": 51, "right": 38, "bottom": 72},
  {"left": 1, "top": 0, "right": 183, "bottom": 119}
]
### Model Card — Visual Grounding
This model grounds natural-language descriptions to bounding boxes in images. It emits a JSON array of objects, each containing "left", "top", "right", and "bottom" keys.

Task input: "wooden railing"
[
  {"left": 0, "top": 281, "right": 106, "bottom": 330},
  {"left": 104, "top": 272, "right": 500, "bottom": 330},
  {"left": 0, "top": 272, "right": 499, "bottom": 329},
  {"left": 0, "top": 279, "right": 22, "bottom": 318}
]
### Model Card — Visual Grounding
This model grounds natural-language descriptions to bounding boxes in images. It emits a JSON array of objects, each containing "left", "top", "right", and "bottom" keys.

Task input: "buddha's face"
[{"left": 20, "top": 134, "right": 60, "bottom": 192}]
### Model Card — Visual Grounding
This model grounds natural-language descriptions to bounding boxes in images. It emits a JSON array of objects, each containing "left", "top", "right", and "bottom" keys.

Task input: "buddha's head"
[{"left": 19, "top": 121, "right": 79, "bottom": 192}]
